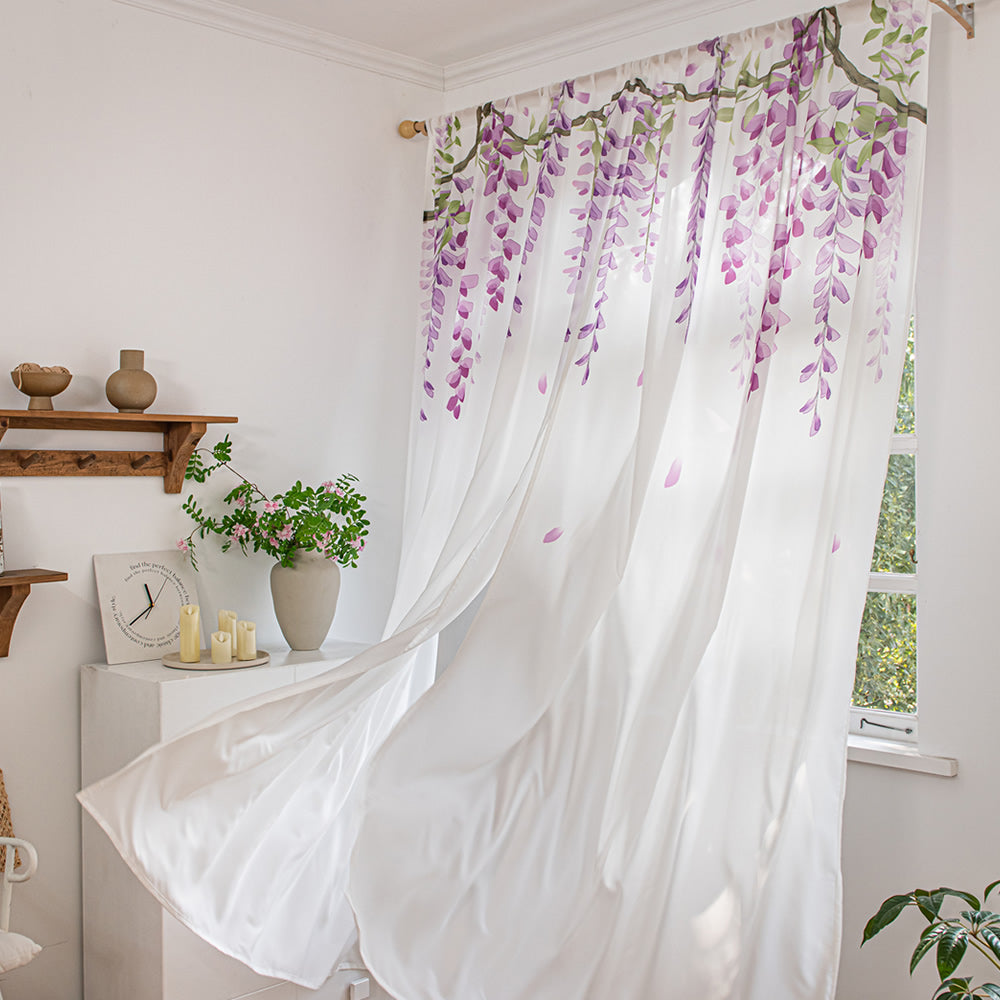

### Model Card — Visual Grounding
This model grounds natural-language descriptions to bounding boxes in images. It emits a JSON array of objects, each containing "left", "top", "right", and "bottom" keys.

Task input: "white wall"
[{"left": 0, "top": 2, "right": 439, "bottom": 997}]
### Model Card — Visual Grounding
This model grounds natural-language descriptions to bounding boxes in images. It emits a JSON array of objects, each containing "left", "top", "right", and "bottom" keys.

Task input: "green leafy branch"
[
  {"left": 863, "top": 883, "right": 1000, "bottom": 998},
  {"left": 179, "top": 436, "right": 370, "bottom": 571}
]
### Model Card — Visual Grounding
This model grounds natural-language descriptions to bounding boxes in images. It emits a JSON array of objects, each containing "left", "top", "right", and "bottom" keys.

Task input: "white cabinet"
[{"left": 81, "top": 646, "right": 393, "bottom": 1000}]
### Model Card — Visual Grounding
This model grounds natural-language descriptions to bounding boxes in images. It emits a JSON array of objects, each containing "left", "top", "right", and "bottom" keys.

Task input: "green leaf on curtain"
[{"left": 809, "top": 137, "right": 837, "bottom": 155}]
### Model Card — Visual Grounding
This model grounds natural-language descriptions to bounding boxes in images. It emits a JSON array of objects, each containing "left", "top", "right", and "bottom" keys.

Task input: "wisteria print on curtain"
[{"left": 79, "top": 4, "right": 930, "bottom": 999}]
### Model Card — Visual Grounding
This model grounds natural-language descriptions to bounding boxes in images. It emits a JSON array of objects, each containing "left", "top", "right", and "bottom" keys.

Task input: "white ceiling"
[{"left": 178, "top": 0, "right": 746, "bottom": 67}]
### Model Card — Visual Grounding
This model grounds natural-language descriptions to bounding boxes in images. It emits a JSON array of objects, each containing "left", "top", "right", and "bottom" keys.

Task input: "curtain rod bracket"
[
  {"left": 929, "top": 0, "right": 974, "bottom": 38},
  {"left": 398, "top": 120, "right": 428, "bottom": 139}
]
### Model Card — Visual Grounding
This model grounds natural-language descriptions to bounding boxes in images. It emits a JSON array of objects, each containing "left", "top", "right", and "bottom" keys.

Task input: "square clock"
[{"left": 94, "top": 550, "right": 204, "bottom": 664}]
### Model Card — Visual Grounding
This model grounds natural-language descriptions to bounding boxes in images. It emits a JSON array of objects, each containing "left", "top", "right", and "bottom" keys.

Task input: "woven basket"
[{"left": 0, "top": 768, "right": 20, "bottom": 870}]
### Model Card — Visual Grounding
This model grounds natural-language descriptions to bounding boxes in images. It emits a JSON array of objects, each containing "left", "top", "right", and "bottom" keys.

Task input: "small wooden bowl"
[{"left": 10, "top": 365, "right": 72, "bottom": 410}]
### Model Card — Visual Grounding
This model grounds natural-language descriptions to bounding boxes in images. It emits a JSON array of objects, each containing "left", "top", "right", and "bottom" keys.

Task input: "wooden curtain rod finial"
[{"left": 398, "top": 119, "right": 428, "bottom": 139}]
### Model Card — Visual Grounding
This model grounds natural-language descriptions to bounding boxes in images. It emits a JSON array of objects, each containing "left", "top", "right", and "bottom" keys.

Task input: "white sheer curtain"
[{"left": 79, "top": 4, "right": 930, "bottom": 998}]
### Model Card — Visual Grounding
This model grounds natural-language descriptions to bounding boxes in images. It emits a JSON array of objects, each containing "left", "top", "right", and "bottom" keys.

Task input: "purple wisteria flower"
[{"left": 414, "top": 3, "right": 927, "bottom": 438}]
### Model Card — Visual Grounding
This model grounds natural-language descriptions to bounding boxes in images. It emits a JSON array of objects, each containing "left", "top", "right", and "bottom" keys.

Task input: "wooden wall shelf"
[
  {"left": 0, "top": 569, "right": 69, "bottom": 657},
  {"left": 0, "top": 411, "right": 237, "bottom": 493}
]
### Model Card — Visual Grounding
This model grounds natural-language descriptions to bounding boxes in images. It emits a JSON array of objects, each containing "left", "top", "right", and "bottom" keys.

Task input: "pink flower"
[
  {"left": 263, "top": 501, "right": 281, "bottom": 513},
  {"left": 320, "top": 480, "right": 335, "bottom": 492},
  {"left": 335, "top": 487, "right": 344, "bottom": 497},
  {"left": 276, "top": 524, "right": 294, "bottom": 541},
  {"left": 235, "top": 496, "right": 248, "bottom": 508},
  {"left": 176, "top": 538, "right": 190, "bottom": 553},
  {"left": 231, "top": 524, "right": 249, "bottom": 540}
]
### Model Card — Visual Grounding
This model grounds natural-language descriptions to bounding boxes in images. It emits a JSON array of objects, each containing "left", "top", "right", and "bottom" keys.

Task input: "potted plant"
[
  {"left": 863, "top": 882, "right": 1000, "bottom": 999},
  {"left": 179, "top": 435, "right": 370, "bottom": 650}
]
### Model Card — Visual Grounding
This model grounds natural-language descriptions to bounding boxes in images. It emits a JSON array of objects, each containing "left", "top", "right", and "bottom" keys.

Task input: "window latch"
[{"left": 860, "top": 716, "right": 914, "bottom": 735}]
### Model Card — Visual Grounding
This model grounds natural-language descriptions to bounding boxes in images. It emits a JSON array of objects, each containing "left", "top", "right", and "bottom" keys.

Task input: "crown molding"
[
  {"left": 113, "top": 0, "right": 759, "bottom": 95},
  {"left": 442, "top": 0, "right": 753, "bottom": 91},
  {"left": 111, "top": 0, "right": 445, "bottom": 89}
]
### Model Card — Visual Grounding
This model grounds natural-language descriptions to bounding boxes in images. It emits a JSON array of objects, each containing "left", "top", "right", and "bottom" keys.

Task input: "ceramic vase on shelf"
[
  {"left": 105, "top": 349, "right": 157, "bottom": 413},
  {"left": 269, "top": 549, "right": 341, "bottom": 651}
]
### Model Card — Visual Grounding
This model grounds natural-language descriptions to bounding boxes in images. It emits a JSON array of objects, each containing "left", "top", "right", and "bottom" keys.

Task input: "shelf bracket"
[
  {"left": 164, "top": 421, "right": 207, "bottom": 494},
  {"left": 0, "top": 570, "right": 69, "bottom": 657}
]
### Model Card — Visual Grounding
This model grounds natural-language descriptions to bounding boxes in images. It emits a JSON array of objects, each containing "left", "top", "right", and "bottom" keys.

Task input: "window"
[{"left": 851, "top": 319, "right": 917, "bottom": 743}]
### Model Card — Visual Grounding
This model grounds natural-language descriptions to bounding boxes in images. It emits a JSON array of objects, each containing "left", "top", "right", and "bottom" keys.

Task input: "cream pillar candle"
[
  {"left": 219, "top": 609, "right": 238, "bottom": 652},
  {"left": 211, "top": 630, "right": 232, "bottom": 664},
  {"left": 236, "top": 620, "right": 256, "bottom": 661},
  {"left": 179, "top": 605, "right": 200, "bottom": 663}
]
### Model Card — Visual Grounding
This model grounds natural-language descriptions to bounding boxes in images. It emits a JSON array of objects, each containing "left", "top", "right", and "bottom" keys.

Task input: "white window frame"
[{"left": 848, "top": 428, "right": 918, "bottom": 742}]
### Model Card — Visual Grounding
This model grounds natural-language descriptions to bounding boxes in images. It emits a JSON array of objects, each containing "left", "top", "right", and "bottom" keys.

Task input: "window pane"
[
  {"left": 870, "top": 454, "right": 915, "bottom": 573},
  {"left": 895, "top": 318, "right": 915, "bottom": 434},
  {"left": 853, "top": 592, "right": 916, "bottom": 713}
]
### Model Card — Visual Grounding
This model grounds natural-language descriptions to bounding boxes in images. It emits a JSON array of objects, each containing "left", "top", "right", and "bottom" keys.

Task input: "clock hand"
[
  {"left": 151, "top": 578, "right": 168, "bottom": 606},
  {"left": 144, "top": 583, "right": 153, "bottom": 605},
  {"left": 128, "top": 605, "right": 153, "bottom": 627}
]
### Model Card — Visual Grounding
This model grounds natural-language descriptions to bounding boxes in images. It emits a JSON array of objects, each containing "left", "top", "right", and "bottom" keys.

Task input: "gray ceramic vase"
[{"left": 269, "top": 549, "right": 341, "bottom": 650}]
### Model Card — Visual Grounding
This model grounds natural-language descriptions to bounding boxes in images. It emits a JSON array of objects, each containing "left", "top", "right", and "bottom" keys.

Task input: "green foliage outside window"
[
  {"left": 852, "top": 322, "right": 917, "bottom": 714},
  {"left": 854, "top": 592, "right": 917, "bottom": 713}
]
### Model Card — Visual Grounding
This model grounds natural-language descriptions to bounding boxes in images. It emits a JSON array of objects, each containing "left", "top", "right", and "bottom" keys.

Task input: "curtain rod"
[
  {"left": 929, "top": 0, "right": 974, "bottom": 37},
  {"left": 397, "top": 0, "right": 973, "bottom": 140}
]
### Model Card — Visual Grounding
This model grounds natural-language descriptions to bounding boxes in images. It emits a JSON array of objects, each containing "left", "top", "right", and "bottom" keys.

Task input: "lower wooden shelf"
[{"left": 0, "top": 569, "right": 69, "bottom": 657}]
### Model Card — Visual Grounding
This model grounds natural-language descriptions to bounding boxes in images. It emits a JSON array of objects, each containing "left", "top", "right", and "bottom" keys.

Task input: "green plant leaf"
[
  {"left": 934, "top": 979, "right": 972, "bottom": 999},
  {"left": 863, "top": 894, "right": 917, "bottom": 943},
  {"left": 912, "top": 923, "right": 949, "bottom": 973},
  {"left": 941, "top": 889, "right": 984, "bottom": 911},
  {"left": 981, "top": 927, "right": 1000, "bottom": 963},
  {"left": 977, "top": 985, "right": 1000, "bottom": 999},
  {"left": 937, "top": 926, "right": 969, "bottom": 979},
  {"left": 870, "top": 0, "right": 887, "bottom": 23},
  {"left": 984, "top": 881, "right": 1000, "bottom": 903}
]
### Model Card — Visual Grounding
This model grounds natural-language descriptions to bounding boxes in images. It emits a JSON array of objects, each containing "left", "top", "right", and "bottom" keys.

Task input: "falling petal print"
[
  {"left": 538, "top": 374, "right": 548, "bottom": 394},
  {"left": 663, "top": 459, "right": 682, "bottom": 488},
  {"left": 832, "top": 534, "right": 841, "bottom": 553},
  {"left": 636, "top": 370, "right": 644, "bottom": 387},
  {"left": 542, "top": 527, "right": 563, "bottom": 544}
]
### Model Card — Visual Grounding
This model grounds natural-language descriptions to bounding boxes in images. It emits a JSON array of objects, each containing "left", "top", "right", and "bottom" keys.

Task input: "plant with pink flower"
[{"left": 180, "top": 435, "right": 369, "bottom": 570}]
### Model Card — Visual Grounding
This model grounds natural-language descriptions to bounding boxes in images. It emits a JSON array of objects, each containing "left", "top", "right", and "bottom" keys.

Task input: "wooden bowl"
[{"left": 10, "top": 364, "right": 72, "bottom": 410}]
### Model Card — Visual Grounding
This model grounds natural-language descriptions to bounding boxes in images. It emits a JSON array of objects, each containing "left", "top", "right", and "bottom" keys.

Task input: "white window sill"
[{"left": 847, "top": 735, "right": 958, "bottom": 777}]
